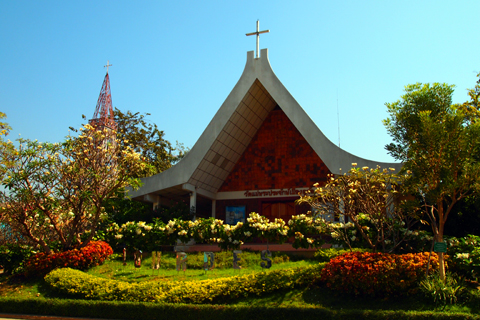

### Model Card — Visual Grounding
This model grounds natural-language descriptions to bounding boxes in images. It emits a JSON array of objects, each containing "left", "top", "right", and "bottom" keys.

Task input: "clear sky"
[{"left": 1, "top": 1, "right": 479, "bottom": 163}]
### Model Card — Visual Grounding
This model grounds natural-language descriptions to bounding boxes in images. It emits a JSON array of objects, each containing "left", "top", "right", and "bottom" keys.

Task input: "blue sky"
[{"left": 1, "top": 1, "right": 479, "bottom": 163}]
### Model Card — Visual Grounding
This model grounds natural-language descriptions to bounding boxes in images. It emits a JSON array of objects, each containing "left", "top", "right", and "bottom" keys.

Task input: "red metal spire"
[{"left": 89, "top": 62, "right": 116, "bottom": 131}]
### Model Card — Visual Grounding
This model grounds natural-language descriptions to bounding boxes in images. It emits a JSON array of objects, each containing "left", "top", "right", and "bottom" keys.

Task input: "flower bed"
[
  {"left": 320, "top": 251, "right": 440, "bottom": 297},
  {"left": 23, "top": 241, "right": 113, "bottom": 277}
]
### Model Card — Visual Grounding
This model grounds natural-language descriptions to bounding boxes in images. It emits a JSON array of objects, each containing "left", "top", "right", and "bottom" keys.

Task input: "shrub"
[
  {"left": 313, "top": 247, "right": 370, "bottom": 262},
  {"left": 320, "top": 251, "right": 439, "bottom": 298},
  {"left": 419, "top": 272, "right": 467, "bottom": 307},
  {"left": 448, "top": 234, "right": 480, "bottom": 281},
  {"left": 0, "top": 243, "right": 35, "bottom": 275},
  {"left": 23, "top": 241, "right": 113, "bottom": 278},
  {"left": 45, "top": 263, "right": 325, "bottom": 304}
]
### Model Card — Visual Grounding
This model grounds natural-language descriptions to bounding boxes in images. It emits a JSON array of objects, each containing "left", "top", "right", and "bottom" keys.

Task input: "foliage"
[
  {"left": 98, "top": 109, "right": 190, "bottom": 239},
  {"left": 448, "top": 235, "right": 480, "bottom": 281},
  {"left": 0, "top": 112, "right": 14, "bottom": 184},
  {"left": 103, "top": 195, "right": 154, "bottom": 225},
  {"left": 320, "top": 251, "right": 440, "bottom": 298},
  {"left": 106, "top": 212, "right": 327, "bottom": 252},
  {"left": 0, "top": 124, "right": 149, "bottom": 254},
  {"left": 384, "top": 82, "right": 480, "bottom": 278},
  {"left": 419, "top": 272, "right": 467, "bottom": 307},
  {"left": 297, "top": 165, "right": 416, "bottom": 253},
  {"left": 0, "top": 243, "right": 35, "bottom": 275},
  {"left": 313, "top": 247, "right": 370, "bottom": 263},
  {"left": 286, "top": 214, "right": 325, "bottom": 249},
  {"left": 153, "top": 199, "right": 194, "bottom": 224},
  {"left": 44, "top": 263, "right": 324, "bottom": 304},
  {"left": 23, "top": 241, "right": 113, "bottom": 278},
  {"left": 113, "top": 108, "right": 188, "bottom": 177},
  {"left": 1, "top": 298, "right": 480, "bottom": 320}
]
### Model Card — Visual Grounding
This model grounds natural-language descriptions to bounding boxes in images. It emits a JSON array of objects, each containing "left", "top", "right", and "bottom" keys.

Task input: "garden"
[{"left": 1, "top": 211, "right": 480, "bottom": 320}]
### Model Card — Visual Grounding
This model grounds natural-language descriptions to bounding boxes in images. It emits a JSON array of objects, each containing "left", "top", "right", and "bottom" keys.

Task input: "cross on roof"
[
  {"left": 246, "top": 20, "right": 270, "bottom": 58},
  {"left": 104, "top": 60, "right": 112, "bottom": 73}
]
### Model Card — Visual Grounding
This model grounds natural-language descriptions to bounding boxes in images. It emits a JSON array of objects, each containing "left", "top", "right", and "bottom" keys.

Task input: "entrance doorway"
[{"left": 261, "top": 201, "right": 295, "bottom": 223}]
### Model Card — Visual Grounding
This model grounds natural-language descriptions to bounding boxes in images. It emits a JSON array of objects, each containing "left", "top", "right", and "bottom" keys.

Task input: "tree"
[
  {"left": 383, "top": 82, "right": 480, "bottom": 280},
  {"left": 114, "top": 108, "right": 188, "bottom": 177},
  {"left": 0, "top": 124, "right": 149, "bottom": 254},
  {"left": 97, "top": 109, "right": 190, "bottom": 227},
  {"left": 0, "top": 112, "right": 14, "bottom": 184},
  {"left": 297, "top": 165, "right": 415, "bottom": 253}
]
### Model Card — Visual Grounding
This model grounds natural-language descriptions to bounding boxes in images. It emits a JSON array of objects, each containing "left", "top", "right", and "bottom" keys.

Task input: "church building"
[{"left": 128, "top": 48, "right": 401, "bottom": 224}]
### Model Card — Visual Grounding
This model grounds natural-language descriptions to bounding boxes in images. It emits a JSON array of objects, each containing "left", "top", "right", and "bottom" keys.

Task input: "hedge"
[
  {"left": 44, "top": 263, "right": 325, "bottom": 304},
  {"left": 0, "top": 297, "right": 479, "bottom": 320}
]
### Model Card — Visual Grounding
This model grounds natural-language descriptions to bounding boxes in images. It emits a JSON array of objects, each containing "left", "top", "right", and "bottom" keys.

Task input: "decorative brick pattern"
[{"left": 219, "top": 106, "right": 331, "bottom": 191}]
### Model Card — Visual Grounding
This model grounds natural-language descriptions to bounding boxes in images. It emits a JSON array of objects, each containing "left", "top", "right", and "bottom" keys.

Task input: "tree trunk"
[{"left": 437, "top": 200, "right": 446, "bottom": 281}]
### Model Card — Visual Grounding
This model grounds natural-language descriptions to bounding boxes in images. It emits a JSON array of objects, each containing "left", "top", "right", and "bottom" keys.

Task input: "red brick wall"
[{"left": 219, "top": 106, "right": 331, "bottom": 191}]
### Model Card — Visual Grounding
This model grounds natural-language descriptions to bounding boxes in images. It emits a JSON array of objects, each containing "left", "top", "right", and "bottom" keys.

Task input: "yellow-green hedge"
[{"left": 45, "top": 264, "right": 324, "bottom": 304}]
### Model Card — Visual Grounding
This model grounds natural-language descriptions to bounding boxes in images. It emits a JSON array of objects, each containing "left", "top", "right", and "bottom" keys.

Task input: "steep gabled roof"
[{"left": 129, "top": 49, "right": 401, "bottom": 201}]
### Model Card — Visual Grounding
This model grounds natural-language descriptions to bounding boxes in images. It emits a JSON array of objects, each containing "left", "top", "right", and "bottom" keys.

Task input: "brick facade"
[{"left": 219, "top": 105, "right": 331, "bottom": 192}]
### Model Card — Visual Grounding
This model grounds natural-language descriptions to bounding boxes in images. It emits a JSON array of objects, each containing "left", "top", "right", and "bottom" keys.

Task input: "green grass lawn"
[{"left": 85, "top": 251, "right": 316, "bottom": 283}]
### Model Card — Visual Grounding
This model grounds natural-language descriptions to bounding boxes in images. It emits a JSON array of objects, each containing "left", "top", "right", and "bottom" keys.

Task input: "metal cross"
[
  {"left": 246, "top": 20, "right": 270, "bottom": 58},
  {"left": 104, "top": 60, "right": 112, "bottom": 73}
]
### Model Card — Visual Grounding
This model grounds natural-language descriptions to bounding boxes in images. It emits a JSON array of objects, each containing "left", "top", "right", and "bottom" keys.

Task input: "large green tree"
[
  {"left": 114, "top": 108, "right": 187, "bottom": 177},
  {"left": 383, "top": 82, "right": 480, "bottom": 279}
]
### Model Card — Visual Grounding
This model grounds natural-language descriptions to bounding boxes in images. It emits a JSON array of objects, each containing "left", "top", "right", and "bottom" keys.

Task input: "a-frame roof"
[{"left": 128, "top": 49, "right": 401, "bottom": 202}]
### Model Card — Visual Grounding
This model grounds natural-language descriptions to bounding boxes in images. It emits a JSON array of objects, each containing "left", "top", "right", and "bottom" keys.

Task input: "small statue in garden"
[
  {"left": 134, "top": 250, "right": 142, "bottom": 268},
  {"left": 233, "top": 250, "right": 242, "bottom": 270},
  {"left": 203, "top": 252, "right": 215, "bottom": 274},
  {"left": 152, "top": 251, "right": 161, "bottom": 270},
  {"left": 122, "top": 247, "right": 127, "bottom": 266},
  {"left": 261, "top": 249, "right": 272, "bottom": 269},
  {"left": 176, "top": 252, "right": 188, "bottom": 272}
]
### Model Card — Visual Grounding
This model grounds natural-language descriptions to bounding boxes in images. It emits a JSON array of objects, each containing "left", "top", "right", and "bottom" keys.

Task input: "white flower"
[
  {"left": 456, "top": 253, "right": 470, "bottom": 259},
  {"left": 135, "top": 228, "right": 142, "bottom": 235},
  {"left": 115, "top": 234, "right": 123, "bottom": 239}
]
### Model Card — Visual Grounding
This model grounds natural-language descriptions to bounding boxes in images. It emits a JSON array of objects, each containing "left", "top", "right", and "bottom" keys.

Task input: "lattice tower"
[{"left": 89, "top": 72, "right": 116, "bottom": 131}]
